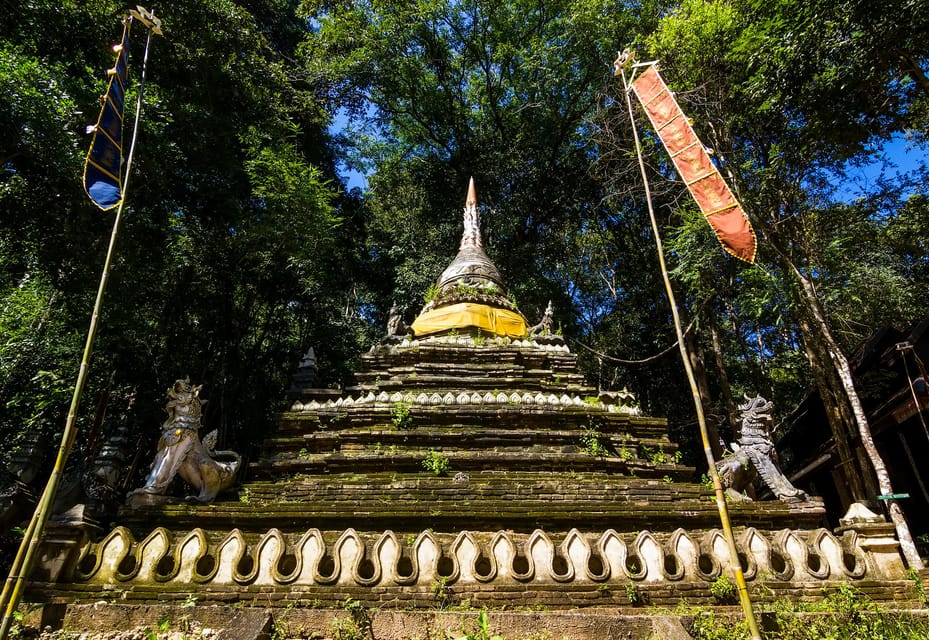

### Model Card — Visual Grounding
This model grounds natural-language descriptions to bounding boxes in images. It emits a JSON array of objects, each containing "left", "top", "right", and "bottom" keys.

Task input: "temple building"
[
  {"left": 17, "top": 181, "right": 918, "bottom": 638},
  {"left": 777, "top": 321, "right": 929, "bottom": 550}
]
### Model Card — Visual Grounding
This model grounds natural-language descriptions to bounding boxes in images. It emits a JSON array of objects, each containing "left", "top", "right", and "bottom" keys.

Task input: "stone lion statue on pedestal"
[
  {"left": 129, "top": 379, "right": 240, "bottom": 504},
  {"left": 716, "top": 395, "right": 809, "bottom": 502}
]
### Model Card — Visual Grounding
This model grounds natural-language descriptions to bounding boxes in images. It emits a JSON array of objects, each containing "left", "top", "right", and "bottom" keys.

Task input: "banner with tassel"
[
  {"left": 83, "top": 19, "right": 131, "bottom": 210},
  {"left": 630, "top": 64, "right": 757, "bottom": 263}
]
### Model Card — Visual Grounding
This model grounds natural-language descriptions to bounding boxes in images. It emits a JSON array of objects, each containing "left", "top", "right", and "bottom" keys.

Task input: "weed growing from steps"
[
  {"left": 422, "top": 450, "right": 450, "bottom": 476},
  {"left": 579, "top": 426, "right": 608, "bottom": 457},
  {"left": 451, "top": 609, "right": 503, "bottom": 640},
  {"left": 391, "top": 401, "right": 413, "bottom": 430},
  {"left": 687, "top": 583, "right": 929, "bottom": 640},
  {"left": 708, "top": 574, "right": 737, "bottom": 605}
]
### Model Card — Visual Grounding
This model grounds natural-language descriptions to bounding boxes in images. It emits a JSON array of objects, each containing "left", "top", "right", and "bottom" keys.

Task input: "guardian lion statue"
[
  {"left": 129, "top": 379, "right": 240, "bottom": 503},
  {"left": 716, "top": 395, "right": 809, "bottom": 502}
]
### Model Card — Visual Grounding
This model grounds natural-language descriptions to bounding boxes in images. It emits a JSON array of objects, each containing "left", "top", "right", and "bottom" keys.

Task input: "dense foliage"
[
  {"left": 0, "top": 0, "right": 370, "bottom": 474},
  {"left": 0, "top": 0, "right": 926, "bottom": 493}
]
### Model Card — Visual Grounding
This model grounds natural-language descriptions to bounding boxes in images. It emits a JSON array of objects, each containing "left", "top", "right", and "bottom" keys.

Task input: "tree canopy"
[{"left": 1, "top": 0, "right": 927, "bottom": 505}]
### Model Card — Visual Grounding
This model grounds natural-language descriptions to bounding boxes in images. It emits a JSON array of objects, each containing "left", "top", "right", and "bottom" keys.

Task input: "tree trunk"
[
  {"left": 684, "top": 327, "right": 725, "bottom": 459},
  {"left": 797, "top": 315, "right": 873, "bottom": 501},
  {"left": 708, "top": 315, "right": 739, "bottom": 439},
  {"left": 790, "top": 262, "right": 924, "bottom": 569}
]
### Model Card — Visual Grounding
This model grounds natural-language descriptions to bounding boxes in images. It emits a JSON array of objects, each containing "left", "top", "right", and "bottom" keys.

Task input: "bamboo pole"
[
  {"left": 615, "top": 59, "right": 762, "bottom": 639},
  {"left": 0, "top": 23, "right": 158, "bottom": 639}
]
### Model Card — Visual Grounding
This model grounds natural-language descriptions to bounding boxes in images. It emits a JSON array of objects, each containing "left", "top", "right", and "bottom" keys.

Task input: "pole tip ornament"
[
  {"left": 130, "top": 6, "right": 163, "bottom": 35},
  {"left": 612, "top": 49, "right": 635, "bottom": 76}
]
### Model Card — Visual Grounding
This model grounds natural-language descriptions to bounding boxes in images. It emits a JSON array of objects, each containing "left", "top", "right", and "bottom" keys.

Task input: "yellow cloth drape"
[{"left": 411, "top": 303, "right": 527, "bottom": 338}]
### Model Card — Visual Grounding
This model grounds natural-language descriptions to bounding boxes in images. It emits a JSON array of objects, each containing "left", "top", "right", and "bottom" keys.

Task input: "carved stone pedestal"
[
  {"left": 38, "top": 508, "right": 102, "bottom": 583},
  {"left": 835, "top": 502, "right": 905, "bottom": 580},
  {"left": 123, "top": 491, "right": 170, "bottom": 509}
]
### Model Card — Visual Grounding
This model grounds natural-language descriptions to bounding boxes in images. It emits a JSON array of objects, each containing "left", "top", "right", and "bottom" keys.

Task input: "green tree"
[
  {"left": 0, "top": 1, "right": 365, "bottom": 487},
  {"left": 637, "top": 0, "right": 929, "bottom": 566},
  {"left": 301, "top": 0, "right": 668, "bottom": 328}
]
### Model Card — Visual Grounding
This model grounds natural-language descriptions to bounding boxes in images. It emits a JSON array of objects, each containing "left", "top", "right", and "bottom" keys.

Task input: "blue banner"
[{"left": 83, "top": 20, "right": 131, "bottom": 210}]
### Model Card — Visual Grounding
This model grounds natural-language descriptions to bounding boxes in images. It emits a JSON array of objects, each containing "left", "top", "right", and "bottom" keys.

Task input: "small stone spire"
[{"left": 460, "top": 176, "right": 483, "bottom": 250}]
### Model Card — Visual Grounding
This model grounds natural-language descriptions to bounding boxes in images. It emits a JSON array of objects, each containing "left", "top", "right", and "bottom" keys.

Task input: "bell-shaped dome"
[{"left": 435, "top": 178, "right": 506, "bottom": 292}]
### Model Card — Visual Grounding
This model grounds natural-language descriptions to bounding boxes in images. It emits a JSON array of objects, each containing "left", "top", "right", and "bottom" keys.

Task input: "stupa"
[
  {"left": 410, "top": 179, "right": 527, "bottom": 339},
  {"left": 25, "top": 180, "right": 915, "bottom": 638}
]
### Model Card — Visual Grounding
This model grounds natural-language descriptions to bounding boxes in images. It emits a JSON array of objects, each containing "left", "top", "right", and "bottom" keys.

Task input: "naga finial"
[
  {"left": 529, "top": 301, "right": 555, "bottom": 337},
  {"left": 386, "top": 302, "right": 409, "bottom": 338},
  {"left": 460, "top": 176, "right": 483, "bottom": 250}
]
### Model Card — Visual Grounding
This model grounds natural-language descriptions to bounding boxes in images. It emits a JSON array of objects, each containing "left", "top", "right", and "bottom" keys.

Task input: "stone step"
[
  {"left": 250, "top": 449, "right": 689, "bottom": 478},
  {"left": 350, "top": 376, "right": 592, "bottom": 394},
  {"left": 275, "top": 407, "right": 661, "bottom": 434},
  {"left": 18, "top": 603, "right": 698, "bottom": 639},
  {"left": 246, "top": 474, "right": 706, "bottom": 503},
  {"left": 116, "top": 477, "right": 824, "bottom": 532},
  {"left": 24, "top": 597, "right": 929, "bottom": 639},
  {"left": 360, "top": 341, "right": 578, "bottom": 366},
  {"left": 259, "top": 427, "right": 680, "bottom": 462}
]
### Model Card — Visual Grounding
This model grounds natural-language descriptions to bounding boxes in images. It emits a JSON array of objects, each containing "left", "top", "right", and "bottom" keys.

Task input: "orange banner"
[{"left": 631, "top": 65, "right": 757, "bottom": 263}]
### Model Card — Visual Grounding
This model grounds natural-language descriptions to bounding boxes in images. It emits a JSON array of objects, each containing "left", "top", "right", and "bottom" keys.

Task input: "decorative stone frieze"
[
  {"left": 290, "top": 390, "right": 639, "bottom": 414},
  {"left": 73, "top": 525, "right": 883, "bottom": 594},
  {"left": 835, "top": 503, "right": 906, "bottom": 580}
]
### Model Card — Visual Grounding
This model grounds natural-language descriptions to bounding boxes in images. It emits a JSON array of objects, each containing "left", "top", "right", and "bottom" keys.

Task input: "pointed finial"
[
  {"left": 460, "top": 177, "right": 483, "bottom": 249},
  {"left": 612, "top": 48, "right": 634, "bottom": 76}
]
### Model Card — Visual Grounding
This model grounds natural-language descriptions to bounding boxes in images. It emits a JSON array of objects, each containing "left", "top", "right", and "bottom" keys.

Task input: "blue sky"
[{"left": 837, "top": 134, "right": 928, "bottom": 201}]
